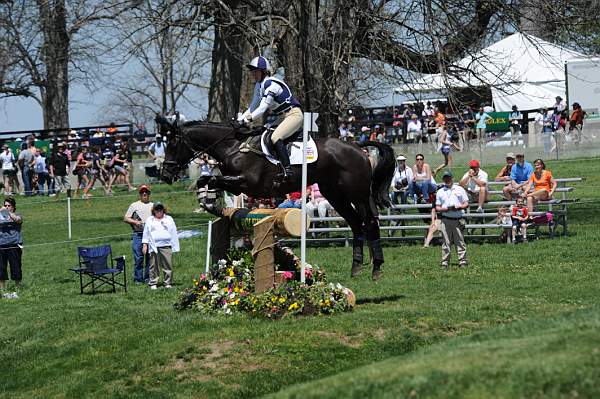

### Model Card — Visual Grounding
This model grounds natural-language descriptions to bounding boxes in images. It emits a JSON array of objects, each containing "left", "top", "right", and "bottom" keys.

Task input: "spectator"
[
  {"left": 101, "top": 145, "right": 115, "bottom": 196},
  {"left": 369, "top": 125, "right": 378, "bottom": 141},
  {"left": 553, "top": 96, "right": 566, "bottom": 112},
  {"left": 82, "top": 147, "right": 107, "bottom": 198},
  {"left": 460, "top": 106, "right": 476, "bottom": 151},
  {"left": 502, "top": 153, "right": 533, "bottom": 200},
  {"left": 552, "top": 110, "right": 568, "bottom": 154},
  {"left": 407, "top": 114, "right": 422, "bottom": 143},
  {"left": 142, "top": 202, "right": 180, "bottom": 290},
  {"left": 147, "top": 135, "right": 166, "bottom": 171},
  {"left": 495, "top": 152, "right": 515, "bottom": 182},
  {"left": 278, "top": 190, "right": 303, "bottom": 209},
  {"left": 338, "top": 122, "right": 349, "bottom": 141},
  {"left": 0, "top": 198, "right": 23, "bottom": 290},
  {"left": 391, "top": 155, "right": 414, "bottom": 205},
  {"left": 109, "top": 144, "right": 135, "bottom": 192},
  {"left": 459, "top": 159, "right": 488, "bottom": 213},
  {"left": 433, "top": 126, "right": 460, "bottom": 177},
  {"left": 106, "top": 122, "right": 118, "bottom": 135},
  {"left": 474, "top": 106, "right": 490, "bottom": 150},
  {"left": 411, "top": 154, "right": 436, "bottom": 203},
  {"left": 433, "top": 107, "right": 446, "bottom": 126},
  {"left": 124, "top": 185, "right": 154, "bottom": 284},
  {"left": 306, "top": 183, "right": 333, "bottom": 218},
  {"left": 524, "top": 159, "right": 557, "bottom": 212},
  {"left": 0, "top": 145, "right": 17, "bottom": 195},
  {"left": 17, "top": 141, "right": 35, "bottom": 196},
  {"left": 511, "top": 196, "right": 529, "bottom": 243},
  {"left": 359, "top": 126, "right": 369, "bottom": 143},
  {"left": 49, "top": 143, "right": 71, "bottom": 197},
  {"left": 74, "top": 146, "right": 91, "bottom": 198},
  {"left": 435, "top": 171, "right": 469, "bottom": 268},
  {"left": 495, "top": 205, "right": 512, "bottom": 242},
  {"left": 33, "top": 149, "right": 49, "bottom": 196},
  {"left": 508, "top": 105, "right": 522, "bottom": 147},
  {"left": 570, "top": 102, "right": 585, "bottom": 146},
  {"left": 542, "top": 110, "right": 554, "bottom": 155}
]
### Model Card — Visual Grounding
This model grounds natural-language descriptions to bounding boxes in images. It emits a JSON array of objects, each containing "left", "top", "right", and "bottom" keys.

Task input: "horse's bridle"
[{"left": 161, "top": 122, "right": 237, "bottom": 175}]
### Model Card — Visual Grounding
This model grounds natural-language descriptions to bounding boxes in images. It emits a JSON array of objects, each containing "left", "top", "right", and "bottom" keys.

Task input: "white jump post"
[
  {"left": 205, "top": 220, "right": 213, "bottom": 274},
  {"left": 301, "top": 112, "right": 318, "bottom": 283},
  {"left": 67, "top": 196, "right": 72, "bottom": 240}
]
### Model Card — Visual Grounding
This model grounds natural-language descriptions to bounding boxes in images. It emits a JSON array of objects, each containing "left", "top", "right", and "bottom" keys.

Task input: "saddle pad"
[{"left": 260, "top": 132, "right": 319, "bottom": 165}]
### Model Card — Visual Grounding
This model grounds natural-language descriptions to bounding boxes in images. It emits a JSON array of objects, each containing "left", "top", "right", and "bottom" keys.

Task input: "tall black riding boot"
[{"left": 273, "top": 140, "right": 294, "bottom": 181}]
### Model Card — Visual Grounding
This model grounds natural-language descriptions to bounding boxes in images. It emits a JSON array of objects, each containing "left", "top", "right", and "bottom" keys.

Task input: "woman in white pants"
[{"left": 142, "top": 202, "right": 180, "bottom": 289}]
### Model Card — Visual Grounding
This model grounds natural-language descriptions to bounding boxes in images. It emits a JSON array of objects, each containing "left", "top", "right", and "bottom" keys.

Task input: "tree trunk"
[
  {"left": 207, "top": 24, "right": 245, "bottom": 122},
  {"left": 38, "top": 0, "right": 70, "bottom": 130}
]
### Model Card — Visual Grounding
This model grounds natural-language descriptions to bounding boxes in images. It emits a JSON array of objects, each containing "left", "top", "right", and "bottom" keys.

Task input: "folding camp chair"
[{"left": 69, "top": 245, "right": 127, "bottom": 294}]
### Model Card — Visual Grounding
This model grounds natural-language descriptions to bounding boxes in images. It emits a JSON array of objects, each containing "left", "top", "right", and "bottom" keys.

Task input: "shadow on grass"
[{"left": 356, "top": 294, "right": 406, "bottom": 305}]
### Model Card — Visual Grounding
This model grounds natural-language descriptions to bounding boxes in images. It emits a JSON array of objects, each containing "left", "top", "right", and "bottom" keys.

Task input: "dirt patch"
[
  {"left": 316, "top": 331, "right": 363, "bottom": 349},
  {"left": 371, "top": 328, "right": 387, "bottom": 341}
]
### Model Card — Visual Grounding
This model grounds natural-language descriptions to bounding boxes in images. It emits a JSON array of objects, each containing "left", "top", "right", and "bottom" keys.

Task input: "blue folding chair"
[{"left": 69, "top": 245, "right": 127, "bottom": 294}]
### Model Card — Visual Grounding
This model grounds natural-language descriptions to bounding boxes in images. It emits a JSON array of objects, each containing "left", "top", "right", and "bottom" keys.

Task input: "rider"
[{"left": 238, "top": 56, "right": 303, "bottom": 181}]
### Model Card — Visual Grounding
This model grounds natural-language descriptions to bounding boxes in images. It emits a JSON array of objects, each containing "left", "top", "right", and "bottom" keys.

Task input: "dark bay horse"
[{"left": 156, "top": 117, "right": 395, "bottom": 279}]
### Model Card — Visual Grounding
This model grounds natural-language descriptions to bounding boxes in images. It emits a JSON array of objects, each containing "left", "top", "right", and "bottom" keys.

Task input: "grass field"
[{"left": 1, "top": 157, "right": 600, "bottom": 398}]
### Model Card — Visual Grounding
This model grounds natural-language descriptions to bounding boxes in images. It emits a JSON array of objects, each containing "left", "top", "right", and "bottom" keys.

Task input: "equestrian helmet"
[{"left": 247, "top": 56, "right": 270, "bottom": 71}]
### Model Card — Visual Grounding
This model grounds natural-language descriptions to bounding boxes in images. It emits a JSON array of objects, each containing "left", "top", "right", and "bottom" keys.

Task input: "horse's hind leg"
[
  {"left": 355, "top": 197, "right": 384, "bottom": 280},
  {"left": 320, "top": 193, "right": 365, "bottom": 277}
]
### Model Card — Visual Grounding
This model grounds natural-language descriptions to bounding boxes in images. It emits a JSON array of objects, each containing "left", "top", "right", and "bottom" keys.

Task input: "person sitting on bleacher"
[
  {"left": 502, "top": 153, "right": 533, "bottom": 200},
  {"left": 523, "top": 159, "right": 557, "bottom": 212},
  {"left": 306, "top": 183, "right": 333, "bottom": 219},
  {"left": 495, "top": 152, "right": 515, "bottom": 183},
  {"left": 411, "top": 154, "right": 436, "bottom": 204},
  {"left": 391, "top": 155, "right": 414, "bottom": 204},
  {"left": 459, "top": 159, "right": 488, "bottom": 213},
  {"left": 511, "top": 196, "right": 529, "bottom": 243}
]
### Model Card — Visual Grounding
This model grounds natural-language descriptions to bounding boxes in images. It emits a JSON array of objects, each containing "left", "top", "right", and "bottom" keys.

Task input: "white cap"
[
  {"left": 361, "top": 126, "right": 370, "bottom": 132},
  {"left": 396, "top": 155, "right": 407, "bottom": 161}
]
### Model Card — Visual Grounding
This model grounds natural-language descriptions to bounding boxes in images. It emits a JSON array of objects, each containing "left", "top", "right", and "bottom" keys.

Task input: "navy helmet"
[{"left": 247, "top": 56, "right": 270, "bottom": 71}]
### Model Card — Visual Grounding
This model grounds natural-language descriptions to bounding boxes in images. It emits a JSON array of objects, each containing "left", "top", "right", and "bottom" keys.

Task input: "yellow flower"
[
  {"left": 279, "top": 297, "right": 286, "bottom": 304},
  {"left": 234, "top": 299, "right": 240, "bottom": 305},
  {"left": 223, "top": 287, "right": 228, "bottom": 293},
  {"left": 228, "top": 269, "right": 234, "bottom": 277},
  {"left": 271, "top": 296, "right": 277, "bottom": 302},
  {"left": 288, "top": 302, "right": 299, "bottom": 311}
]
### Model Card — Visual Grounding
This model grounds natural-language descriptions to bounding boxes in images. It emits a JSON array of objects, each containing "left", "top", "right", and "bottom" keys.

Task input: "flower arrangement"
[{"left": 174, "top": 248, "right": 353, "bottom": 318}]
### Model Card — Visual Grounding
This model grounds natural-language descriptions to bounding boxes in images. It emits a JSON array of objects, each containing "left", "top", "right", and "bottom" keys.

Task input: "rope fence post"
[
  {"left": 67, "top": 189, "right": 72, "bottom": 240},
  {"left": 205, "top": 220, "right": 212, "bottom": 274}
]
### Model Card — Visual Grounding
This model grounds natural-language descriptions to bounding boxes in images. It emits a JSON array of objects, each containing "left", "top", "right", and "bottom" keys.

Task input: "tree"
[
  {"left": 0, "top": 1, "right": 132, "bottom": 130},
  {"left": 99, "top": 0, "right": 212, "bottom": 126}
]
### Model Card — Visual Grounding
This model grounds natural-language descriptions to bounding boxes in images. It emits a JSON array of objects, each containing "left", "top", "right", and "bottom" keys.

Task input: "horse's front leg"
[{"left": 207, "top": 175, "right": 247, "bottom": 195}]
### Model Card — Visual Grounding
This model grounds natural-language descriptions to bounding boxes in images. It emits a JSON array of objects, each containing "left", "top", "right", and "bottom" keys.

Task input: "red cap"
[
  {"left": 469, "top": 159, "right": 480, "bottom": 168},
  {"left": 138, "top": 184, "right": 151, "bottom": 193}
]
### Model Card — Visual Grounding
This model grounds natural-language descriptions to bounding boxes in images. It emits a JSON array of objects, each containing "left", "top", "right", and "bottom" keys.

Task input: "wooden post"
[{"left": 252, "top": 217, "right": 275, "bottom": 293}]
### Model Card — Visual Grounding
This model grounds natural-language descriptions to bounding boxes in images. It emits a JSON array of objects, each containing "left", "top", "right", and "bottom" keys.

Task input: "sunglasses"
[{"left": 416, "top": 158, "right": 424, "bottom": 161}]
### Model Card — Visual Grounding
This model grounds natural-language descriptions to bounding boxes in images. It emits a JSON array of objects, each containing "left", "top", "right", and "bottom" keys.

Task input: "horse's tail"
[{"left": 357, "top": 141, "right": 396, "bottom": 209}]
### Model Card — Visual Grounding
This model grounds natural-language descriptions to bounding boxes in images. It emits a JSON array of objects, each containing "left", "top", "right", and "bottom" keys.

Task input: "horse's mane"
[{"left": 182, "top": 119, "right": 229, "bottom": 129}]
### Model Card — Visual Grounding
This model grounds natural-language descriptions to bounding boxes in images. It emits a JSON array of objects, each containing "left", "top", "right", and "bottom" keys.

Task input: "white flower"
[
  {"left": 209, "top": 284, "right": 218, "bottom": 293},
  {"left": 232, "top": 259, "right": 243, "bottom": 267},
  {"left": 217, "top": 259, "right": 227, "bottom": 268},
  {"left": 229, "top": 293, "right": 236, "bottom": 299}
]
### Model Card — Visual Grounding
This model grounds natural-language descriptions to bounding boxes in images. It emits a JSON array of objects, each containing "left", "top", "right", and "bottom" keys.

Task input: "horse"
[{"left": 156, "top": 116, "right": 396, "bottom": 279}]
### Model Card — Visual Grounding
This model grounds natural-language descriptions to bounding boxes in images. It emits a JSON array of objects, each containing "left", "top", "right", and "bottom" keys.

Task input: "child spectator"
[
  {"left": 495, "top": 206, "right": 512, "bottom": 243},
  {"left": 511, "top": 197, "right": 529, "bottom": 243}
]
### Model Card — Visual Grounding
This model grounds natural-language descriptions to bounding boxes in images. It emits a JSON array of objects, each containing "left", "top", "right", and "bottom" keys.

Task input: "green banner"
[
  {"left": 7, "top": 140, "right": 51, "bottom": 156},
  {"left": 485, "top": 112, "right": 510, "bottom": 132}
]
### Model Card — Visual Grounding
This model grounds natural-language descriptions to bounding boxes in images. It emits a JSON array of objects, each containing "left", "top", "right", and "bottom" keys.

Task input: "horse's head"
[{"left": 155, "top": 113, "right": 194, "bottom": 184}]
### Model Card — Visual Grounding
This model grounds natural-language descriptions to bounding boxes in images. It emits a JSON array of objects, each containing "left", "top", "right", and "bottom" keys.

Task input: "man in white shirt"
[
  {"left": 147, "top": 135, "right": 166, "bottom": 170},
  {"left": 436, "top": 171, "right": 469, "bottom": 268},
  {"left": 459, "top": 159, "right": 488, "bottom": 213},
  {"left": 391, "top": 155, "right": 414, "bottom": 204},
  {"left": 406, "top": 114, "right": 423, "bottom": 143},
  {"left": 0, "top": 145, "right": 17, "bottom": 195}
]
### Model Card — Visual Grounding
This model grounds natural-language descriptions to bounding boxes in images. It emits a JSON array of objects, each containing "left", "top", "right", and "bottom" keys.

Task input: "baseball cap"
[
  {"left": 361, "top": 126, "right": 370, "bottom": 132},
  {"left": 138, "top": 184, "right": 151, "bottom": 194},
  {"left": 152, "top": 202, "right": 164, "bottom": 211},
  {"left": 442, "top": 170, "right": 453, "bottom": 179},
  {"left": 469, "top": 159, "right": 480, "bottom": 168},
  {"left": 506, "top": 152, "right": 515, "bottom": 159},
  {"left": 396, "top": 155, "right": 407, "bottom": 161},
  {"left": 516, "top": 152, "right": 525, "bottom": 157}
]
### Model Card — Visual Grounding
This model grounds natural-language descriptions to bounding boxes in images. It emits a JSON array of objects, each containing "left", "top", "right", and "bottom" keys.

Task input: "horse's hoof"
[
  {"left": 371, "top": 267, "right": 383, "bottom": 281},
  {"left": 351, "top": 263, "right": 362, "bottom": 277}
]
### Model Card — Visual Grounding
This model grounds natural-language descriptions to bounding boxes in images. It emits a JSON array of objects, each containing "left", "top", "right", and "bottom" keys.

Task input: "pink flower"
[
  {"left": 304, "top": 269, "right": 313, "bottom": 278},
  {"left": 282, "top": 271, "right": 294, "bottom": 280}
]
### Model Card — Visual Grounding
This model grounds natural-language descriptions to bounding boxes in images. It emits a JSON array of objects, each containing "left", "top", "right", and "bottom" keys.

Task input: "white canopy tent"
[{"left": 396, "top": 33, "right": 585, "bottom": 111}]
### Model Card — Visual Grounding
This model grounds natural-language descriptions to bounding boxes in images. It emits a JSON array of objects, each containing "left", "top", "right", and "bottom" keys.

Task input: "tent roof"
[{"left": 398, "top": 32, "right": 585, "bottom": 92}]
